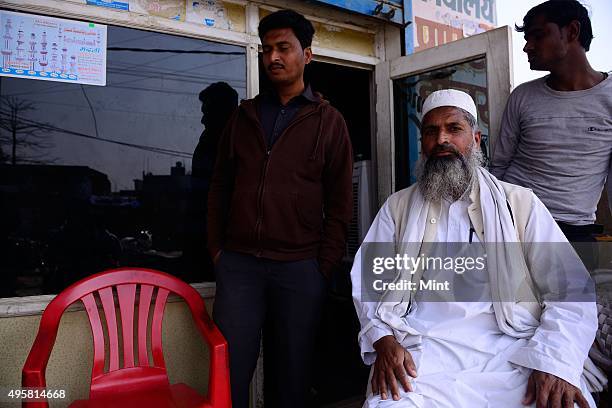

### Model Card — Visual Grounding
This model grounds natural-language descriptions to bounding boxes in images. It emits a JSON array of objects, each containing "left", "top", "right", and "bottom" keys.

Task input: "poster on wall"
[
  {"left": 129, "top": 0, "right": 187, "bottom": 21},
  {"left": 0, "top": 10, "right": 107, "bottom": 86},
  {"left": 86, "top": 0, "right": 129, "bottom": 11},
  {"left": 186, "top": 0, "right": 232, "bottom": 30},
  {"left": 84, "top": 0, "right": 186, "bottom": 20},
  {"left": 412, "top": 0, "right": 497, "bottom": 52},
  {"left": 83, "top": 0, "right": 233, "bottom": 29}
]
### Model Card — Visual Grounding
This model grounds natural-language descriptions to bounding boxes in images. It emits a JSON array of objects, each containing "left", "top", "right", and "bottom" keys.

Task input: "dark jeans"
[
  {"left": 212, "top": 250, "right": 327, "bottom": 408},
  {"left": 556, "top": 221, "right": 602, "bottom": 243},
  {"left": 556, "top": 222, "right": 602, "bottom": 271}
]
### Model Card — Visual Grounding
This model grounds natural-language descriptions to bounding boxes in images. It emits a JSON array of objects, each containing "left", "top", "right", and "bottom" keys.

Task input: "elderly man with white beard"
[{"left": 351, "top": 89, "right": 606, "bottom": 408}]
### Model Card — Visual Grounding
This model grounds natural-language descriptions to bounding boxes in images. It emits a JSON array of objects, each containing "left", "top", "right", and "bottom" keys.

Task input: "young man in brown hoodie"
[{"left": 207, "top": 9, "right": 353, "bottom": 407}]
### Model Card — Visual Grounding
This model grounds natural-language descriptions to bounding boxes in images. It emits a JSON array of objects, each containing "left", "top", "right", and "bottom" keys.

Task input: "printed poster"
[
  {"left": 186, "top": 0, "right": 232, "bottom": 30},
  {"left": 129, "top": 0, "right": 187, "bottom": 21},
  {"left": 83, "top": 0, "right": 233, "bottom": 29},
  {"left": 86, "top": 0, "right": 129, "bottom": 11},
  {"left": 0, "top": 10, "right": 107, "bottom": 86}
]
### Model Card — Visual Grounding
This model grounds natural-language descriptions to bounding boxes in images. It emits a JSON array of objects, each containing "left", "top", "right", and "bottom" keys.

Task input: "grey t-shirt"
[{"left": 490, "top": 73, "right": 612, "bottom": 225}]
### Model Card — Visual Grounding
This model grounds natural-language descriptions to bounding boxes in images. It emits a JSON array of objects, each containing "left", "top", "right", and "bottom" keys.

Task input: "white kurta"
[{"left": 352, "top": 195, "right": 598, "bottom": 407}]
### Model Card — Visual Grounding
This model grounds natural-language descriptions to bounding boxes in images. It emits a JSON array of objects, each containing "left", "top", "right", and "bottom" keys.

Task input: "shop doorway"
[{"left": 259, "top": 58, "right": 372, "bottom": 162}]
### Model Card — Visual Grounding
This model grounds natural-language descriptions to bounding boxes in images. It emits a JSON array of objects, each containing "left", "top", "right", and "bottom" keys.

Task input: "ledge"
[{"left": 0, "top": 282, "right": 216, "bottom": 318}]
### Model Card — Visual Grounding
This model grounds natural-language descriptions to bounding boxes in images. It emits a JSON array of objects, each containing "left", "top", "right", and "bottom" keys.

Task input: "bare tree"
[{"left": 0, "top": 96, "right": 55, "bottom": 165}]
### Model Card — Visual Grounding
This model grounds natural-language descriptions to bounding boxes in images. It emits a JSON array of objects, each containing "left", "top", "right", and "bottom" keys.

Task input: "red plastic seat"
[{"left": 22, "top": 267, "right": 231, "bottom": 408}]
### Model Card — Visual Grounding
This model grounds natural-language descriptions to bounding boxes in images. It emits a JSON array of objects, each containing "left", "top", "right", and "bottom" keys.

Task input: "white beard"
[{"left": 415, "top": 142, "right": 484, "bottom": 203}]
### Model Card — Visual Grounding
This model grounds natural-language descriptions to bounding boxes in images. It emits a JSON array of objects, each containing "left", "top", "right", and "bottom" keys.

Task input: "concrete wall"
[{"left": 0, "top": 293, "right": 214, "bottom": 407}]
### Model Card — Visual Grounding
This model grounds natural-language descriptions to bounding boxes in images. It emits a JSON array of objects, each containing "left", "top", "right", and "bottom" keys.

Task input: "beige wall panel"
[
  {"left": 312, "top": 22, "right": 375, "bottom": 58},
  {"left": 225, "top": 2, "right": 247, "bottom": 33}
]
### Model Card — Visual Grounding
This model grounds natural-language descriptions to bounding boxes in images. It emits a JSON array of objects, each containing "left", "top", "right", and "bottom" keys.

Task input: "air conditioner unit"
[{"left": 345, "top": 160, "right": 374, "bottom": 261}]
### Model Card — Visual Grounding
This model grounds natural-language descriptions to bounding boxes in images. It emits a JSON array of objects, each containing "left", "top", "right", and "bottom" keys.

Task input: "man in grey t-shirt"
[{"left": 491, "top": 0, "right": 611, "bottom": 242}]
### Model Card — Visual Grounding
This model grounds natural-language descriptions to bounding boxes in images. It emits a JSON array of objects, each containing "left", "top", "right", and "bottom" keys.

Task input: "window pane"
[
  {"left": 393, "top": 57, "right": 488, "bottom": 190},
  {"left": 0, "top": 24, "right": 246, "bottom": 297}
]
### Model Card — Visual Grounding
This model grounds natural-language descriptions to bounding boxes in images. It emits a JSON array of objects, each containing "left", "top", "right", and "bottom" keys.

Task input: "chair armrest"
[
  {"left": 22, "top": 314, "right": 63, "bottom": 408},
  {"left": 193, "top": 311, "right": 231, "bottom": 408}
]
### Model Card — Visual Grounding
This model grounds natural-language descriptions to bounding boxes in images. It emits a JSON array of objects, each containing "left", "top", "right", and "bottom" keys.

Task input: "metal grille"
[
  {"left": 346, "top": 181, "right": 360, "bottom": 258},
  {"left": 590, "top": 279, "right": 612, "bottom": 372},
  {"left": 591, "top": 289, "right": 612, "bottom": 372}
]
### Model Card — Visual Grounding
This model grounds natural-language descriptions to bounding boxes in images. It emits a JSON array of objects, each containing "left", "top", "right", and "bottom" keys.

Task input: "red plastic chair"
[{"left": 22, "top": 267, "right": 231, "bottom": 408}]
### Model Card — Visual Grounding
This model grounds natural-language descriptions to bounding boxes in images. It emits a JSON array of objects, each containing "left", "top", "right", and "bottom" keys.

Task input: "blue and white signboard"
[
  {"left": 86, "top": 0, "right": 129, "bottom": 11},
  {"left": 0, "top": 10, "right": 107, "bottom": 86}
]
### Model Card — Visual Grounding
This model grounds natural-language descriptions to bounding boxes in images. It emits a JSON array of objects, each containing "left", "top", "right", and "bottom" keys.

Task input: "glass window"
[
  {"left": 0, "top": 24, "right": 246, "bottom": 297},
  {"left": 393, "top": 57, "right": 488, "bottom": 190}
]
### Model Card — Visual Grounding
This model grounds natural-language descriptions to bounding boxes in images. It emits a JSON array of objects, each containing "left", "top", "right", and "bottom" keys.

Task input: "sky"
[{"left": 496, "top": 0, "right": 612, "bottom": 87}]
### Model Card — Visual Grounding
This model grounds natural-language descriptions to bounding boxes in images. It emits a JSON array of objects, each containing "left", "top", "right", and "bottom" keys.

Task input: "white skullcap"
[{"left": 421, "top": 89, "right": 477, "bottom": 122}]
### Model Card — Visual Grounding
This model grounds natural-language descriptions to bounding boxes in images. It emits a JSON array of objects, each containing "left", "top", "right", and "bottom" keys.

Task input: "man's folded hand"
[
  {"left": 372, "top": 335, "right": 418, "bottom": 401},
  {"left": 522, "top": 370, "right": 589, "bottom": 408}
]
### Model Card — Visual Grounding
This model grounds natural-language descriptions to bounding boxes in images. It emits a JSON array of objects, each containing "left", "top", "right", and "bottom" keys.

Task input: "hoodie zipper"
[
  {"left": 253, "top": 107, "right": 321, "bottom": 256},
  {"left": 254, "top": 148, "right": 270, "bottom": 256}
]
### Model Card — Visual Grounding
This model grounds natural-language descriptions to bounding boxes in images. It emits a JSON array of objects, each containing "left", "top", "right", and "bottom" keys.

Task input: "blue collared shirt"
[{"left": 258, "top": 85, "right": 318, "bottom": 149}]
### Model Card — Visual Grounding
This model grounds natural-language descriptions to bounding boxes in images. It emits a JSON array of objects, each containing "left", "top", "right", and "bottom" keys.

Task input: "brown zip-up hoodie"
[{"left": 207, "top": 93, "right": 353, "bottom": 278}]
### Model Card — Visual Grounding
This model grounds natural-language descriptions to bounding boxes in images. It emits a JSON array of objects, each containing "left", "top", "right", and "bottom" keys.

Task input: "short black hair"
[
  {"left": 198, "top": 81, "right": 238, "bottom": 106},
  {"left": 258, "top": 9, "right": 315, "bottom": 50},
  {"left": 516, "top": 0, "right": 593, "bottom": 51}
]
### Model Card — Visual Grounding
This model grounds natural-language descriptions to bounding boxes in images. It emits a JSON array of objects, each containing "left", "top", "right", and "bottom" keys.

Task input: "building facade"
[{"left": 0, "top": 1, "right": 512, "bottom": 406}]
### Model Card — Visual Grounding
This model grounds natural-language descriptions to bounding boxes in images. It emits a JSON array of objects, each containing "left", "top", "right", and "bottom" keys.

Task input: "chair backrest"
[{"left": 23, "top": 268, "right": 229, "bottom": 406}]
